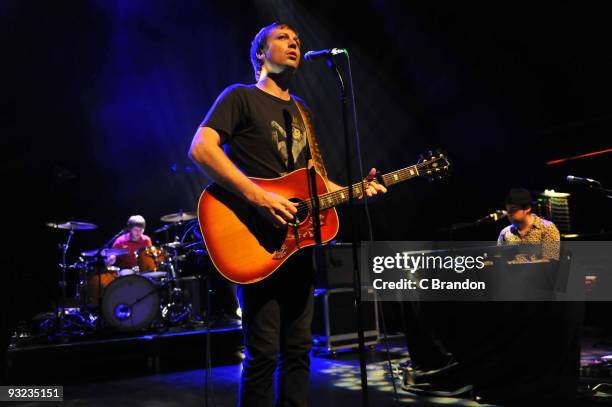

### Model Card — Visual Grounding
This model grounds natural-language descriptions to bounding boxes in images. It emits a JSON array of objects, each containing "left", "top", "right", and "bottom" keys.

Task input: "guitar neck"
[{"left": 311, "top": 164, "right": 421, "bottom": 211}]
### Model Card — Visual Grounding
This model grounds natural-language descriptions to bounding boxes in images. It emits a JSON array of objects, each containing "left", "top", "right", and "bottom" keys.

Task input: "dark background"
[{"left": 3, "top": 0, "right": 611, "bottom": 328}]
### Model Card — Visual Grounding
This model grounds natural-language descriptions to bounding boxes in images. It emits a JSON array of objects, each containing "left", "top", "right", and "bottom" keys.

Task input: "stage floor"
[
  {"left": 7, "top": 329, "right": 612, "bottom": 406},
  {"left": 11, "top": 339, "right": 497, "bottom": 407}
]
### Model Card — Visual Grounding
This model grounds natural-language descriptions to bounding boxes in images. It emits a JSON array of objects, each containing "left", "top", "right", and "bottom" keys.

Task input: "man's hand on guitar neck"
[
  {"left": 361, "top": 168, "right": 388, "bottom": 198},
  {"left": 325, "top": 167, "right": 388, "bottom": 199}
]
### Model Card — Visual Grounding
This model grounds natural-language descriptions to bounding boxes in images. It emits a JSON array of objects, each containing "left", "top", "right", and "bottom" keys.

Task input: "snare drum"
[
  {"left": 118, "top": 268, "right": 137, "bottom": 276},
  {"left": 140, "top": 271, "right": 168, "bottom": 279}
]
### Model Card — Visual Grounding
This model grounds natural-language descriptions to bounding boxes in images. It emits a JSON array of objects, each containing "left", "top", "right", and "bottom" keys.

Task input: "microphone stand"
[
  {"left": 54, "top": 228, "right": 74, "bottom": 340},
  {"left": 568, "top": 177, "right": 612, "bottom": 199},
  {"left": 568, "top": 178, "right": 612, "bottom": 200},
  {"left": 449, "top": 211, "right": 506, "bottom": 240},
  {"left": 100, "top": 228, "right": 128, "bottom": 253},
  {"left": 594, "top": 184, "right": 612, "bottom": 200},
  {"left": 325, "top": 51, "right": 369, "bottom": 406}
]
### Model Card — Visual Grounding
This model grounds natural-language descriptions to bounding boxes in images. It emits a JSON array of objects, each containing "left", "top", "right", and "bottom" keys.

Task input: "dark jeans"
[{"left": 237, "top": 249, "right": 314, "bottom": 407}]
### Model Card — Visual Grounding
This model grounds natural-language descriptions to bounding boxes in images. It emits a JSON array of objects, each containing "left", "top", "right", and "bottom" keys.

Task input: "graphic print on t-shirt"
[{"left": 270, "top": 112, "right": 307, "bottom": 171}]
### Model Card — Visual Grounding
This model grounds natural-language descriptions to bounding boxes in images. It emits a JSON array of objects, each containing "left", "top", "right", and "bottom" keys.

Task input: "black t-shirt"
[{"left": 200, "top": 84, "right": 311, "bottom": 178}]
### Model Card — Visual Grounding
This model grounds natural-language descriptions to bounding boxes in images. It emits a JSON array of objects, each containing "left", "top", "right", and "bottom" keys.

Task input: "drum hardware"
[
  {"left": 182, "top": 244, "right": 207, "bottom": 255},
  {"left": 45, "top": 220, "right": 98, "bottom": 340},
  {"left": 70, "top": 257, "right": 94, "bottom": 304},
  {"left": 164, "top": 241, "right": 183, "bottom": 249},
  {"left": 161, "top": 285, "right": 194, "bottom": 326},
  {"left": 165, "top": 242, "right": 183, "bottom": 280},
  {"left": 153, "top": 224, "right": 171, "bottom": 234},
  {"left": 81, "top": 248, "right": 129, "bottom": 257},
  {"left": 152, "top": 241, "right": 202, "bottom": 326},
  {"left": 37, "top": 308, "right": 98, "bottom": 338},
  {"left": 162, "top": 223, "right": 214, "bottom": 327},
  {"left": 36, "top": 216, "right": 213, "bottom": 340},
  {"left": 157, "top": 211, "right": 197, "bottom": 245}
]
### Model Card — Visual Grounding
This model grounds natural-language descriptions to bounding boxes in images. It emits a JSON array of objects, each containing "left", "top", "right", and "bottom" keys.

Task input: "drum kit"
[{"left": 43, "top": 211, "right": 210, "bottom": 338}]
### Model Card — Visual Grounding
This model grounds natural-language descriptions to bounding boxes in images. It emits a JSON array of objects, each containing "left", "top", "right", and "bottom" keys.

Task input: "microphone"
[
  {"left": 476, "top": 209, "right": 508, "bottom": 223},
  {"left": 491, "top": 209, "right": 508, "bottom": 221},
  {"left": 303, "top": 48, "right": 346, "bottom": 61},
  {"left": 566, "top": 175, "right": 601, "bottom": 186}
]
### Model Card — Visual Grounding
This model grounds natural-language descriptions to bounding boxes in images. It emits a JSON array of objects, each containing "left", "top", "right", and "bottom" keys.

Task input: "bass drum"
[{"left": 101, "top": 275, "right": 160, "bottom": 331}]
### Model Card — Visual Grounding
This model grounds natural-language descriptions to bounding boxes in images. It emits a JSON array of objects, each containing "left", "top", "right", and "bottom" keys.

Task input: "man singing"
[{"left": 189, "top": 22, "right": 386, "bottom": 406}]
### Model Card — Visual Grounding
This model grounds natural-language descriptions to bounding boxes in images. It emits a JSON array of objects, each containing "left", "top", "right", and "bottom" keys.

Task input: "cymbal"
[
  {"left": 46, "top": 221, "right": 98, "bottom": 231},
  {"left": 160, "top": 211, "right": 196, "bottom": 223},
  {"left": 81, "top": 248, "right": 130, "bottom": 257}
]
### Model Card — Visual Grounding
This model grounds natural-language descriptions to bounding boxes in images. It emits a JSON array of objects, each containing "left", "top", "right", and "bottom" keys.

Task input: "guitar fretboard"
[{"left": 299, "top": 164, "right": 421, "bottom": 212}]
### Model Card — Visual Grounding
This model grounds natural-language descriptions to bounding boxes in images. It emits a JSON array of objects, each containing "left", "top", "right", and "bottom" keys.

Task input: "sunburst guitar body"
[{"left": 197, "top": 152, "right": 450, "bottom": 284}]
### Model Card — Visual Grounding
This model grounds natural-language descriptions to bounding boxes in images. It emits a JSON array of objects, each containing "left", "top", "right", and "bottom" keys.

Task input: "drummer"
[{"left": 107, "top": 215, "right": 152, "bottom": 269}]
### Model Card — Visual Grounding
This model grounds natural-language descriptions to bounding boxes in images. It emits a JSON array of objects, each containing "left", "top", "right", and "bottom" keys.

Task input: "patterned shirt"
[{"left": 497, "top": 215, "right": 561, "bottom": 261}]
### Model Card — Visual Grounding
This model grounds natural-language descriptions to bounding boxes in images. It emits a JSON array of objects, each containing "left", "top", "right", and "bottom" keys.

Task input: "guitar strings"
[
  {"left": 291, "top": 159, "right": 444, "bottom": 218},
  {"left": 294, "top": 161, "right": 431, "bottom": 214}
]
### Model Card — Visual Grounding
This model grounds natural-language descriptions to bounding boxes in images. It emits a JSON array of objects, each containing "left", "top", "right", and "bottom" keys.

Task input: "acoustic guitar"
[{"left": 197, "top": 152, "right": 450, "bottom": 284}]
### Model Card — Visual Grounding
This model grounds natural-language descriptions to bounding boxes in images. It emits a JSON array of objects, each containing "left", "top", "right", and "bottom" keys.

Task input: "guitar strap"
[
  {"left": 293, "top": 98, "right": 329, "bottom": 179},
  {"left": 293, "top": 98, "right": 327, "bottom": 246}
]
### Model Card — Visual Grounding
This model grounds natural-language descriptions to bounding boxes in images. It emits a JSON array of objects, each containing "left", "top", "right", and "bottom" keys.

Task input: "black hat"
[{"left": 505, "top": 188, "right": 532, "bottom": 209}]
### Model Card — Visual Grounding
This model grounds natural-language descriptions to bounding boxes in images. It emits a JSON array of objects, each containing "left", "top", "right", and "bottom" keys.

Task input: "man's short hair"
[
  {"left": 250, "top": 22, "right": 299, "bottom": 81},
  {"left": 127, "top": 215, "right": 146, "bottom": 229},
  {"left": 505, "top": 188, "right": 533, "bottom": 210}
]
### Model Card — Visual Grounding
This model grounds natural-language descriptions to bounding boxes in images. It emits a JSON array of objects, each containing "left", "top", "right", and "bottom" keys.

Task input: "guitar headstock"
[{"left": 417, "top": 150, "right": 451, "bottom": 181}]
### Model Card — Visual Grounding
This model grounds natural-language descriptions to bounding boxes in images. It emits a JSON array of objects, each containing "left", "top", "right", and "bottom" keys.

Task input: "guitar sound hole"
[{"left": 289, "top": 198, "right": 308, "bottom": 224}]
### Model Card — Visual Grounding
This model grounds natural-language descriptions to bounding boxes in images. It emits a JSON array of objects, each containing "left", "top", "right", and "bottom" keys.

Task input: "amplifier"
[
  {"left": 313, "top": 242, "right": 356, "bottom": 288},
  {"left": 312, "top": 287, "right": 379, "bottom": 354}
]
